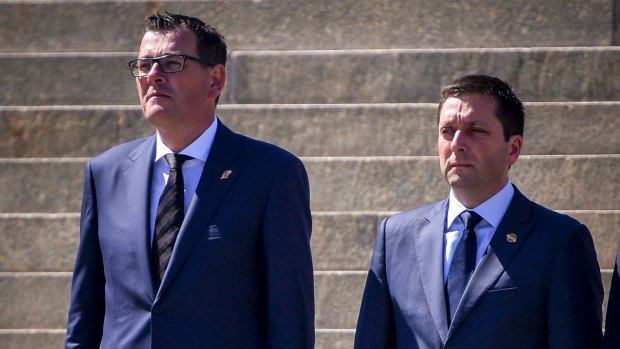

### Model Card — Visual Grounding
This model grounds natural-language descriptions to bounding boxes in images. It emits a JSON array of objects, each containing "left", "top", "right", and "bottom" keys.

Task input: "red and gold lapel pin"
[
  {"left": 220, "top": 170, "right": 232, "bottom": 179},
  {"left": 220, "top": 170, "right": 232, "bottom": 180},
  {"left": 506, "top": 233, "right": 518, "bottom": 243}
]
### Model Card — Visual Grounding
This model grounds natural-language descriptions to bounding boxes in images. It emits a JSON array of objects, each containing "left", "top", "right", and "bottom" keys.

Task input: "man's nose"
[
  {"left": 146, "top": 62, "right": 166, "bottom": 83},
  {"left": 450, "top": 130, "right": 467, "bottom": 152}
]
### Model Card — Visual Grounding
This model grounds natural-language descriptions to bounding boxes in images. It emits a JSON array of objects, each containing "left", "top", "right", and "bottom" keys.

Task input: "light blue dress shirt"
[
  {"left": 443, "top": 180, "right": 515, "bottom": 281},
  {"left": 149, "top": 117, "right": 218, "bottom": 235}
]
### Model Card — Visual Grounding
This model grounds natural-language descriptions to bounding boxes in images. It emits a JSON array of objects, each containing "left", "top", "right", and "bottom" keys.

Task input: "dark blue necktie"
[
  {"left": 154, "top": 153, "right": 191, "bottom": 283},
  {"left": 445, "top": 210, "right": 483, "bottom": 324}
]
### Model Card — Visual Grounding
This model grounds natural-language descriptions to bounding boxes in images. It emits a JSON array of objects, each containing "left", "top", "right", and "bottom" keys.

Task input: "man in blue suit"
[
  {"left": 603, "top": 241, "right": 620, "bottom": 347},
  {"left": 65, "top": 13, "right": 314, "bottom": 348},
  {"left": 354, "top": 75, "right": 603, "bottom": 348}
]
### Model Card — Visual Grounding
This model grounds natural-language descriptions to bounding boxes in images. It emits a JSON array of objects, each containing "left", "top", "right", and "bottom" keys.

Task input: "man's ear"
[
  {"left": 208, "top": 64, "right": 226, "bottom": 98},
  {"left": 507, "top": 134, "right": 523, "bottom": 167}
]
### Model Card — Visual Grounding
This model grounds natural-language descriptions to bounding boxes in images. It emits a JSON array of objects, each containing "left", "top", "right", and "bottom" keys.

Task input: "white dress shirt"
[
  {"left": 149, "top": 117, "right": 218, "bottom": 236},
  {"left": 443, "top": 179, "right": 515, "bottom": 281}
]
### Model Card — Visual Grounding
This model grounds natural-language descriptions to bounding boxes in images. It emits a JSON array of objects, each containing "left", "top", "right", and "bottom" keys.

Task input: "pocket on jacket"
[
  {"left": 207, "top": 225, "right": 224, "bottom": 239},
  {"left": 484, "top": 286, "right": 519, "bottom": 303}
]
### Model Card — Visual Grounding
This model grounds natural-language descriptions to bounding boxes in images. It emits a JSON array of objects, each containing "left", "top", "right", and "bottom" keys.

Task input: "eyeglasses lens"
[{"left": 130, "top": 55, "right": 185, "bottom": 77}]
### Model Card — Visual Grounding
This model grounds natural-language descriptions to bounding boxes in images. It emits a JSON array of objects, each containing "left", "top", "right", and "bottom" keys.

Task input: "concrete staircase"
[{"left": 1, "top": 1, "right": 619, "bottom": 348}]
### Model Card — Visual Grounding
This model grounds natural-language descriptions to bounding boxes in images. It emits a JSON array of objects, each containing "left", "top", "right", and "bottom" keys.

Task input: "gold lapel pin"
[
  {"left": 506, "top": 233, "right": 518, "bottom": 243},
  {"left": 220, "top": 170, "right": 232, "bottom": 180}
]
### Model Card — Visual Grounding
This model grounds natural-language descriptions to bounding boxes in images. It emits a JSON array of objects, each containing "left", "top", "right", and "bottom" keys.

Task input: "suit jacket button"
[{"left": 152, "top": 305, "right": 162, "bottom": 314}]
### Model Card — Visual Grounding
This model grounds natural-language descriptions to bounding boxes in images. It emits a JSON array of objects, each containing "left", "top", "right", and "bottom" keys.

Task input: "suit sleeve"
[
  {"left": 547, "top": 223, "right": 603, "bottom": 349},
  {"left": 603, "top": 251, "right": 620, "bottom": 348},
  {"left": 262, "top": 157, "right": 315, "bottom": 348},
  {"left": 65, "top": 161, "right": 105, "bottom": 348},
  {"left": 354, "top": 218, "right": 396, "bottom": 349}
]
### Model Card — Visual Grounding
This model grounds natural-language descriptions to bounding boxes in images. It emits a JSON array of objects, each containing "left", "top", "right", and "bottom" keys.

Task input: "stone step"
[
  {"left": 231, "top": 47, "right": 620, "bottom": 104},
  {"left": 2, "top": 210, "right": 618, "bottom": 273},
  {"left": 2, "top": 48, "right": 620, "bottom": 105},
  {"left": 2, "top": 102, "right": 619, "bottom": 158},
  {"left": 1, "top": 156, "right": 617, "bottom": 213},
  {"left": 0, "top": 330, "right": 65, "bottom": 349},
  {"left": 0, "top": 330, "right": 353, "bottom": 349},
  {"left": 0, "top": 270, "right": 613, "bottom": 331},
  {"left": 0, "top": 0, "right": 612, "bottom": 53}
]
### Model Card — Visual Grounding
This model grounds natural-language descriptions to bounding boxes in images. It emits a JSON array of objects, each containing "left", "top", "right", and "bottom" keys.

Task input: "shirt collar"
[
  {"left": 447, "top": 179, "right": 514, "bottom": 229},
  {"left": 154, "top": 116, "right": 218, "bottom": 163}
]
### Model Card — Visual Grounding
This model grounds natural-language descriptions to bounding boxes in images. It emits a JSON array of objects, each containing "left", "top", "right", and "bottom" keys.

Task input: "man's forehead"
[
  {"left": 442, "top": 95, "right": 496, "bottom": 113},
  {"left": 139, "top": 29, "right": 197, "bottom": 54},
  {"left": 439, "top": 95, "right": 498, "bottom": 123}
]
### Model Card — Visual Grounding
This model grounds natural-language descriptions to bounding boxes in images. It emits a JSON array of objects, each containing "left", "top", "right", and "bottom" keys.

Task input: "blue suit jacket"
[
  {"left": 355, "top": 186, "right": 603, "bottom": 349},
  {"left": 65, "top": 122, "right": 315, "bottom": 348},
  {"left": 603, "top": 241, "right": 620, "bottom": 348}
]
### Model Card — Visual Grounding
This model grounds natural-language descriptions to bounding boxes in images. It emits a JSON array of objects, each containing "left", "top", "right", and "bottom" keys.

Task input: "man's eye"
[
  {"left": 163, "top": 60, "right": 183, "bottom": 71},
  {"left": 138, "top": 61, "right": 152, "bottom": 71}
]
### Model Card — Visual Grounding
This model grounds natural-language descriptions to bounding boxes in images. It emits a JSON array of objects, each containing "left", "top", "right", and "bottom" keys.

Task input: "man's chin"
[
  {"left": 446, "top": 175, "right": 471, "bottom": 188},
  {"left": 143, "top": 106, "right": 171, "bottom": 121}
]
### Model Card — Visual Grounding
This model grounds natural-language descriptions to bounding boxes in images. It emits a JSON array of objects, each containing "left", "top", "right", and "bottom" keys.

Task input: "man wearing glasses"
[{"left": 65, "top": 12, "right": 314, "bottom": 349}]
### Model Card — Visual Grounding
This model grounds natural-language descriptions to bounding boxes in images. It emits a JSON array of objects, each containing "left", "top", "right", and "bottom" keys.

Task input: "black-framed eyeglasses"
[{"left": 128, "top": 54, "right": 214, "bottom": 77}]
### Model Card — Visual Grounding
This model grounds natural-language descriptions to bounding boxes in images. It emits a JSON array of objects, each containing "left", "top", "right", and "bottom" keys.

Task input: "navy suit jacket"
[
  {"left": 355, "top": 186, "right": 603, "bottom": 349},
  {"left": 603, "top": 241, "right": 620, "bottom": 348},
  {"left": 65, "top": 122, "right": 315, "bottom": 348}
]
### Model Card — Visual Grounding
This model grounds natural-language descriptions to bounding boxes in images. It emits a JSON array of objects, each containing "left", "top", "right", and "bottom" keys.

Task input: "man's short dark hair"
[
  {"left": 144, "top": 12, "right": 227, "bottom": 67},
  {"left": 436, "top": 74, "right": 525, "bottom": 140}
]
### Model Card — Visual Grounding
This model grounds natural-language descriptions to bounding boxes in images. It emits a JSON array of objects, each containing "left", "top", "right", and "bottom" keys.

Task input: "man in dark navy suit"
[
  {"left": 65, "top": 12, "right": 314, "bottom": 349},
  {"left": 354, "top": 74, "right": 603, "bottom": 349}
]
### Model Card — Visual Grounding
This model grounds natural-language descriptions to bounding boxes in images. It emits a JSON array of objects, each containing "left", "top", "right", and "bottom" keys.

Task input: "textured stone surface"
[
  {"left": 0, "top": 331, "right": 65, "bottom": 349},
  {"left": 524, "top": 102, "right": 620, "bottom": 155},
  {"left": 0, "top": 214, "right": 79, "bottom": 272},
  {"left": 315, "top": 330, "right": 355, "bottom": 349},
  {"left": 0, "top": 107, "right": 153, "bottom": 158},
  {"left": 0, "top": 159, "right": 85, "bottom": 213},
  {"left": 231, "top": 48, "right": 620, "bottom": 104},
  {"left": 2, "top": 102, "right": 618, "bottom": 158},
  {"left": 315, "top": 272, "right": 367, "bottom": 329},
  {"left": 0, "top": 53, "right": 142, "bottom": 106},
  {"left": 3, "top": 48, "right": 620, "bottom": 105},
  {"left": 0, "top": 273, "right": 71, "bottom": 329},
  {"left": 311, "top": 213, "right": 385, "bottom": 271},
  {"left": 0, "top": 0, "right": 612, "bottom": 53},
  {"left": 2, "top": 156, "right": 618, "bottom": 213}
]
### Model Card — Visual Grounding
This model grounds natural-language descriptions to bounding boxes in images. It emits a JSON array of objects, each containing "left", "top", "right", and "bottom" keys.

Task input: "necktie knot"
[
  {"left": 459, "top": 210, "right": 483, "bottom": 231},
  {"left": 164, "top": 153, "right": 192, "bottom": 170}
]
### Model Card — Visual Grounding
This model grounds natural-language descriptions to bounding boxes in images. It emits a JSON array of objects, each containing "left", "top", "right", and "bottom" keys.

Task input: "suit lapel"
[
  {"left": 157, "top": 123, "right": 244, "bottom": 297},
  {"left": 122, "top": 136, "right": 158, "bottom": 294},
  {"left": 447, "top": 187, "right": 534, "bottom": 336},
  {"left": 414, "top": 200, "right": 450, "bottom": 342}
]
